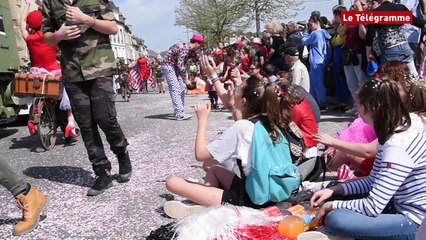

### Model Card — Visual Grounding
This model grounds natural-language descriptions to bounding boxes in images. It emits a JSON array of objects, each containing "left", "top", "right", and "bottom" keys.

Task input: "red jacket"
[{"left": 292, "top": 98, "right": 318, "bottom": 147}]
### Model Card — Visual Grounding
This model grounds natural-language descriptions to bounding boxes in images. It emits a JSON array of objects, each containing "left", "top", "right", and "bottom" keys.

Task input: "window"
[{"left": 0, "top": 16, "right": 6, "bottom": 36}]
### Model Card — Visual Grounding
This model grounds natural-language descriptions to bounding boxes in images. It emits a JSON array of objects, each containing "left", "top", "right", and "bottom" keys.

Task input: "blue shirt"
[{"left": 302, "top": 29, "right": 331, "bottom": 65}]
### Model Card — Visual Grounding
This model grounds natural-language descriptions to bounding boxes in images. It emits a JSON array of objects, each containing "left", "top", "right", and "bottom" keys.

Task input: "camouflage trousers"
[{"left": 64, "top": 76, "right": 128, "bottom": 173}]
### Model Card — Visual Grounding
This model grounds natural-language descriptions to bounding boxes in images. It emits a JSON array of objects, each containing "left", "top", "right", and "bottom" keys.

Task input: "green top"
[{"left": 41, "top": 0, "right": 116, "bottom": 82}]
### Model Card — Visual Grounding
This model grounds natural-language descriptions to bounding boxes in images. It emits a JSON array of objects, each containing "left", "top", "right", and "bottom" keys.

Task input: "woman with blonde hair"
[{"left": 266, "top": 20, "right": 285, "bottom": 70}]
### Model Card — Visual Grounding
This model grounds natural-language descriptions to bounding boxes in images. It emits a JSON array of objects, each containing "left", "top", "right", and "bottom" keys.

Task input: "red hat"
[
  {"left": 190, "top": 34, "right": 205, "bottom": 44},
  {"left": 237, "top": 41, "right": 246, "bottom": 47},
  {"left": 214, "top": 49, "right": 224, "bottom": 57},
  {"left": 27, "top": 10, "right": 42, "bottom": 31}
]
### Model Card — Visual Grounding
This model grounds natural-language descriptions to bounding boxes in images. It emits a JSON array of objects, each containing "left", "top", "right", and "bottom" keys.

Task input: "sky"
[{"left": 114, "top": 0, "right": 347, "bottom": 52}]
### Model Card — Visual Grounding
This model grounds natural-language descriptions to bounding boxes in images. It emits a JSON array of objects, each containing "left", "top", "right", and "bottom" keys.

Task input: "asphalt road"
[{"left": 0, "top": 91, "right": 353, "bottom": 239}]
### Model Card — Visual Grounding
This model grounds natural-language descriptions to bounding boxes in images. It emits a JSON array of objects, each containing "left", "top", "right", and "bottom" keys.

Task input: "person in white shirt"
[
  {"left": 163, "top": 76, "right": 295, "bottom": 219},
  {"left": 284, "top": 47, "right": 310, "bottom": 92}
]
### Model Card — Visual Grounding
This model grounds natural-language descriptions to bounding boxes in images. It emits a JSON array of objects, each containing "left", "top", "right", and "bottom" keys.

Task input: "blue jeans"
[
  {"left": 343, "top": 53, "right": 367, "bottom": 101},
  {"left": 325, "top": 209, "right": 419, "bottom": 240},
  {"left": 381, "top": 43, "right": 413, "bottom": 63},
  {"left": 332, "top": 46, "right": 352, "bottom": 104},
  {"left": 381, "top": 43, "right": 418, "bottom": 75}
]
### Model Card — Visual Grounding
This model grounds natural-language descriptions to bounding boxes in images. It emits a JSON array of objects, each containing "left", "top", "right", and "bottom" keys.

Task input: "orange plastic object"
[
  {"left": 277, "top": 215, "right": 306, "bottom": 238},
  {"left": 287, "top": 204, "right": 305, "bottom": 215}
]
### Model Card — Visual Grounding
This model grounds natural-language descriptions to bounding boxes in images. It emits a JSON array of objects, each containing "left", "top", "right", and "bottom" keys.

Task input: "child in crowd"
[
  {"left": 280, "top": 84, "right": 318, "bottom": 159},
  {"left": 311, "top": 79, "right": 426, "bottom": 239},
  {"left": 163, "top": 76, "right": 296, "bottom": 219}
]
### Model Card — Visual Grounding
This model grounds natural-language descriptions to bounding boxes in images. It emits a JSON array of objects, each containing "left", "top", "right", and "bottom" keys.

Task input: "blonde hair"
[{"left": 265, "top": 20, "right": 284, "bottom": 34}]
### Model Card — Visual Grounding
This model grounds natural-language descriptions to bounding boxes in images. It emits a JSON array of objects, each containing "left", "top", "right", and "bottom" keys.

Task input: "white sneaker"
[
  {"left": 302, "top": 181, "right": 330, "bottom": 192},
  {"left": 163, "top": 200, "right": 204, "bottom": 219},
  {"left": 176, "top": 114, "right": 192, "bottom": 121},
  {"left": 345, "top": 107, "right": 358, "bottom": 115}
]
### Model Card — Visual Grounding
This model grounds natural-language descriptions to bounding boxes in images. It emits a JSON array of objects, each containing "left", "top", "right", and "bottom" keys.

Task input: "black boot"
[
  {"left": 87, "top": 165, "right": 113, "bottom": 196},
  {"left": 117, "top": 149, "right": 132, "bottom": 182}
]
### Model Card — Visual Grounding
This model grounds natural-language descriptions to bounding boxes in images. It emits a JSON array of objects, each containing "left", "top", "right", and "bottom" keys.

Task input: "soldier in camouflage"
[
  {"left": 116, "top": 58, "right": 132, "bottom": 102},
  {"left": 41, "top": 0, "right": 132, "bottom": 196}
]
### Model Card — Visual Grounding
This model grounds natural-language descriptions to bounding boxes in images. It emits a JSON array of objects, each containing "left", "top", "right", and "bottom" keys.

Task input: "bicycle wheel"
[{"left": 36, "top": 98, "right": 57, "bottom": 150}]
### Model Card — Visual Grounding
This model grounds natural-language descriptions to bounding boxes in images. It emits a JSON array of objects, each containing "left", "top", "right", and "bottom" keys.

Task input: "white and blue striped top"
[{"left": 333, "top": 120, "right": 426, "bottom": 225}]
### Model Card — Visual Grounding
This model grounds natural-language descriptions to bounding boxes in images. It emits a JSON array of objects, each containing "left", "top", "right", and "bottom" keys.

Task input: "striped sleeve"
[
  {"left": 341, "top": 175, "right": 373, "bottom": 196},
  {"left": 332, "top": 145, "right": 415, "bottom": 216}
]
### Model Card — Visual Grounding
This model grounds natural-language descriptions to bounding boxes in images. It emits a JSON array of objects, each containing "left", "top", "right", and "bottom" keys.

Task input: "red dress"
[
  {"left": 292, "top": 98, "right": 318, "bottom": 148},
  {"left": 26, "top": 31, "right": 60, "bottom": 71},
  {"left": 137, "top": 57, "right": 151, "bottom": 80}
]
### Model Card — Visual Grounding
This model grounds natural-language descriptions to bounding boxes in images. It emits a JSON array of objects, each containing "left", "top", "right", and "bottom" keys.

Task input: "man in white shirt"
[{"left": 284, "top": 47, "right": 310, "bottom": 92}]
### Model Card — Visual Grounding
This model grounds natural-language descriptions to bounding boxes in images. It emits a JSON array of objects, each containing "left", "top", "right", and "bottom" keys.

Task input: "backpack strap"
[{"left": 236, "top": 158, "right": 246, "bottom": 206}]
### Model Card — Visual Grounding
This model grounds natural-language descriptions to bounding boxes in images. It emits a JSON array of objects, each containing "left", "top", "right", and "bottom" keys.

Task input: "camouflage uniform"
[
  {"left": 41, "top": 0, "right": 129, "bottom": 176},
  {"left": 116, "top": 60, "right": 132, "bottom": 101}
]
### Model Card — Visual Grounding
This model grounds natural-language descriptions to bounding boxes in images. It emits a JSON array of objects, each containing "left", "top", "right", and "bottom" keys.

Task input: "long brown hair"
[
  {"left": 279, "top": 84, "right": 304, "bottom": 106},
  {"left": 241, "top": 76, "right": 293, "bottom": 142},
  {"left": 240, "top": 76, "right": 265, "bottom": 119},
  {"left": 358, "top": 80, "right": 411, "bottom": 144}
]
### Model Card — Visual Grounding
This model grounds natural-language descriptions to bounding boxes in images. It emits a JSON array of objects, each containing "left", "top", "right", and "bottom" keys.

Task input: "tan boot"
[{"left": 13, "top": 186, "right": 49, "bottom": 236}]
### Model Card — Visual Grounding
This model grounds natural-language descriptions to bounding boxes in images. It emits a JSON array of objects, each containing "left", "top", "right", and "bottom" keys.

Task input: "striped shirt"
[{"left": 333, "top": 123, "right": 426, "bottom": 225}]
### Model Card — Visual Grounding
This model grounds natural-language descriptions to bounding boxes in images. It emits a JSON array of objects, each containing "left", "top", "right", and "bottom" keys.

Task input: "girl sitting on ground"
[
  {"left": 314, "top": 61, "right": 425, "bottom": 180},
  {"left": 163, "top": 76, "right": 295, "bottom": 219},
  {"left": 311, "top": 79, "right": 426, "bottom": 239}
]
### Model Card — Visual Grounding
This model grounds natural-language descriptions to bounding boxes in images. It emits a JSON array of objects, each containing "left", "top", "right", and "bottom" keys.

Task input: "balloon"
[{"left": 277, "top": 215, "right": 305, "bottom": 238}]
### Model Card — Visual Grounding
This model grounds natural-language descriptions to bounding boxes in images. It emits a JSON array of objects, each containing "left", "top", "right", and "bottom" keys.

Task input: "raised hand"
[
  {"left": 200, "top": 55, "right": 216, "bottom": 77},
  {"left": 194, "top": 102, "right": 211, "bottom": 121}
]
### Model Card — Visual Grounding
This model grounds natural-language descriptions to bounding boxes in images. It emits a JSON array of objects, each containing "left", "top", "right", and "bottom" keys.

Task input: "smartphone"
[{"left": 223, "top": 83, "right": 230, "bottom": 90}]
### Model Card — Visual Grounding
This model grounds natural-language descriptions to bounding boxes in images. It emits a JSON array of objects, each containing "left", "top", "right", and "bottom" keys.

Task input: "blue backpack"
[{"left": 239, "top": 120, "right": 301, "bottom": 205}]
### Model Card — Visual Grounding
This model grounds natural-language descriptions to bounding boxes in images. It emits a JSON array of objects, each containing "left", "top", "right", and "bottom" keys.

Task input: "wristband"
[
  {"left": 54, "top": 31, "right": 61, "bottom": 43},
  {"left": 209, "top": 75, "right": 219, "bottom": 83}
]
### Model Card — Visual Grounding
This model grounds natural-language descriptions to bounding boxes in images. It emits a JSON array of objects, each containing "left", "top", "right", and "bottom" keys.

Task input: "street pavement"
[{"left": 0, "top": 91, "right": 354, "bottom": 239}]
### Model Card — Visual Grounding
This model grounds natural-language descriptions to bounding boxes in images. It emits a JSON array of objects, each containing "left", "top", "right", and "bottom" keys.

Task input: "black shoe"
[
  {"left": 319, "top": 105, "right": 328, "bottom": 112},
  {"left": 117, "top": 149, "right": 132, "bottom": 182},
  {"left": 87, "top": 169, "right": 113, "bottom": 196}
]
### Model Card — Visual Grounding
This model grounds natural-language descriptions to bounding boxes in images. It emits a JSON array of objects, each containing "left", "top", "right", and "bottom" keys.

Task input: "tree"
[
  {"left": 175, "top": 0, "right": 251, "bottom": 46},
  {"left": 244, "top": 0, "right": 304, "bottom": 36}
]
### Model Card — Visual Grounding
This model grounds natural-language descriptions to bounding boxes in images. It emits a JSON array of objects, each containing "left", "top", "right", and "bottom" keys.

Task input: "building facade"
[{"left": 109, "top": 1, "right": 147, "bottom": 62}]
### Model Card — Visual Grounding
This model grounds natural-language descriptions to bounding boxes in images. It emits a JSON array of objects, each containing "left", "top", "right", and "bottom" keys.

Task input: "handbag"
[
  {"left": 284, "top": 122, "right": 305, "bottom": 163},
  {"left": 343, "top": 49, "right": 360, "bottom": 66}
]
